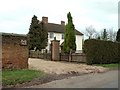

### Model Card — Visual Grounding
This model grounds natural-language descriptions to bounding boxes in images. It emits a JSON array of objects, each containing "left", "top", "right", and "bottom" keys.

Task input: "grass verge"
[
  {"left": 94, "top": 63, "right": 119, "bottom": 69},
  {"left": 2, "top": 69, "right": 45, "bottom": 86}
]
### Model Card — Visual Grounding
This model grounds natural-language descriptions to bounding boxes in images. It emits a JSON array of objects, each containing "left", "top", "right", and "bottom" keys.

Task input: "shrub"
[{"left": 84, "top": 39, "right": 120, "bottom": 64}]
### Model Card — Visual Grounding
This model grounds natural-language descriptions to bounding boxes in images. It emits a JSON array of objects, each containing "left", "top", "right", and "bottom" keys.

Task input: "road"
[{"left": 29, "top": 70, "right": 118, "bottom": 88}]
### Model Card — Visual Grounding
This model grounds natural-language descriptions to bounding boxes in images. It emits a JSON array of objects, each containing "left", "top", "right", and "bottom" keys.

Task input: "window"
[
  {"left": 50, "top": 32, "right": 54, "bottom": 38},
  {"left": 62, "top": 33, "right": 64, "bottom": 39}
]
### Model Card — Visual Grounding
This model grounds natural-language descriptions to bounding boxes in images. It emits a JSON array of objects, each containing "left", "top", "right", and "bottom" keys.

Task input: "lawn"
[
  {"left": 94, "top": 63, "right": 119, "bottom": 69},
  {"left": 2, "top": 69, "right": 45, "bottom": 86}
]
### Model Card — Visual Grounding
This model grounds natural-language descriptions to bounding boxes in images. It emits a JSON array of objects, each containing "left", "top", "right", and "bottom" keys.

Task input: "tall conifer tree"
[
  {"left": 63, "top": 12, "right": 76, "bottom": 53},
  {"left": 116, "top": 29, "right": 120, "bottom": 42},
  {"left": 101, "top": 29, "right": 108, "bottom": 41},
  {"left": 28, "top": 15, "right": 48, "bottom": 51}
]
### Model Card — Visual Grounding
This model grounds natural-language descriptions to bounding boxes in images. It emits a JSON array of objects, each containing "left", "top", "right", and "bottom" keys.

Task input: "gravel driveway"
[{"left": 28, "top": 58, "right": 108, "bottom": 74}]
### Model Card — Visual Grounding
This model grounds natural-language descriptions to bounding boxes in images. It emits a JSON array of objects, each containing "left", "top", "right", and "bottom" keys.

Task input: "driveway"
[
  {"left": 29, "top": 70, "right": 118, "bottom": 88},
  {"left": 28, "top": 58, "right": 108, "bottom": 74}
]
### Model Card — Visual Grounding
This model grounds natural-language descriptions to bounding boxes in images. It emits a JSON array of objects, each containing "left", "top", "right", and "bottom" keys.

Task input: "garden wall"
[{"left": 2, "top": 33, "right": 28, "bottom": 69}]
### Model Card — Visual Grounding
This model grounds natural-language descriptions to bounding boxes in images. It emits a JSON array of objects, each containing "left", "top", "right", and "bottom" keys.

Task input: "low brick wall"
[{"left": 2, "top": 33, "right": 28, "bottom": 69}]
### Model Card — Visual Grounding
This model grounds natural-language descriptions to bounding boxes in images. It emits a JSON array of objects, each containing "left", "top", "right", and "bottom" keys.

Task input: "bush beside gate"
[{"left": 84, "top": 39, "right": 120, "bottom": 65}]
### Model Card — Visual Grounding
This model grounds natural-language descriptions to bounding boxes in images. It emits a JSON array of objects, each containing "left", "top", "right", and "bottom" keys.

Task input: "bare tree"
[
  {"left": 85, "top": 25, "right": 96, "bottom": 39},
  {"left": 94, "top": 32, "right": 101, "bottom": 39},
  {"left": 113, "top": 32, "right": 117, "bottom": 42},
  {"left": 107, "top": 28, "right": 117, "bottom": 42}
]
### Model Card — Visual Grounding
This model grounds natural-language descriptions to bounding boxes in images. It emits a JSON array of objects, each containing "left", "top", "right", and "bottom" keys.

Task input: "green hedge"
[{"left": 84, "top": 39, "right": 120, "bottom": 65}]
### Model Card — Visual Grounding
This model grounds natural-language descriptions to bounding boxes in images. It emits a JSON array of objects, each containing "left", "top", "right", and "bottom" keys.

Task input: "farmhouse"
[{"left": 41, "top": 17, "right": 83, "bottom": 53}]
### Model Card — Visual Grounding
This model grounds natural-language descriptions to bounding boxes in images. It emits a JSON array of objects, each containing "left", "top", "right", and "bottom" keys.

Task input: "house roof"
[{"left": 45, "top": 23, "right": 83, "bottom": 35}]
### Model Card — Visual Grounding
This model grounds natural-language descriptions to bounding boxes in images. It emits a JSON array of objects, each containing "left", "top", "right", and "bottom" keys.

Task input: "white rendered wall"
[
  {"left": 76, "top": 35, "right": 83, "bottom": 53},
  {"left": 46, "top": 32, "right": 83, "bottom": 53}
]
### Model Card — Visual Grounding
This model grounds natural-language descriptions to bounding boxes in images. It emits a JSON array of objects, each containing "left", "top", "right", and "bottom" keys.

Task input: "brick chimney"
[
  {"left": 42, "top": 16, "right": 48, "bottom": 23},
  {"left": 61, "top": 21, "right": 65, "bottom": 25}
]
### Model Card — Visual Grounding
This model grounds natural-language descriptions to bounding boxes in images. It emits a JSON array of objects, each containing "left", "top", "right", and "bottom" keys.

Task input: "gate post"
[{"left": 51, "top": 37, "right": 60, "bottom": 61}]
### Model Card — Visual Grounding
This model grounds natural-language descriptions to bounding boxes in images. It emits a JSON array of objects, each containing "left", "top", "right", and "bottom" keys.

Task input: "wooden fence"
[
  {"left": 29, "top": 50, "right": 51, "bottom": 60},
  {"left": 60, "top": 53, "right": 69, "bottom": 61},
  {"left": 60, "top": 53, "right": 86, "bottom": 63},
  {"left": 29, "top": 51, "right": 86, "bottom": 63}
]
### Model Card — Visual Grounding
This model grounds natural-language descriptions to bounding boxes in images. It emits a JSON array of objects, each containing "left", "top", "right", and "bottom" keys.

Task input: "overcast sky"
[{"left": 0, "top": 0, "right": 119, "bottom": 35}]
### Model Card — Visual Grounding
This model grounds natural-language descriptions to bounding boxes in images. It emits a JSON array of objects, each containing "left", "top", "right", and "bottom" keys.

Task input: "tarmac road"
[{"left": 30, "top": 70, "right": 119, "bottom": 88}]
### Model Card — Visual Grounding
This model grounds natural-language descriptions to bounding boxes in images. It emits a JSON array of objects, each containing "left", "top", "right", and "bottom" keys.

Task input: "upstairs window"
[
  {"left": 62, "top": 33, "right": 64, "bottom": 39},
  {"left": 50, "top": 32, "right": 54, "bottom": 38}
]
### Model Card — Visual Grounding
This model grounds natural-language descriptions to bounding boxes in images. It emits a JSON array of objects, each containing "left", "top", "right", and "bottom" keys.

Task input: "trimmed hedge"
[{"left": 84, "top": 39, "right": 120, "bottom": 65}]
